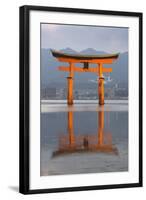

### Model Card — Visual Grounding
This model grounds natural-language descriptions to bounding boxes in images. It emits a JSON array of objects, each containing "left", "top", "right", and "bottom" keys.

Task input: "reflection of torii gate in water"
[
  {"left": 52, "top": 109, "right": 118, "bottom": 157},
  {"left": 51, "top": 49, "right": 119, "bottom": 105}
]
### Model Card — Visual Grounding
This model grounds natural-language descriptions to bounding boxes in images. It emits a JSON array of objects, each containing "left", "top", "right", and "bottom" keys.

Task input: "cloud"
[
  {"left": 41, "top": 24, "right": 60, "bottom": 32},
  {"left": 41, "top": 24, "right": 128, "bottom": 53}
]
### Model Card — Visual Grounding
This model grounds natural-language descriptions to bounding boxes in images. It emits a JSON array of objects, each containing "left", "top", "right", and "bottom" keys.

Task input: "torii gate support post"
[
  {"left": 67, "top": 62, "right": 74, "bottom": 105},
  {"left": 98, "top": 63, "right": 105, "bottom": 105}
]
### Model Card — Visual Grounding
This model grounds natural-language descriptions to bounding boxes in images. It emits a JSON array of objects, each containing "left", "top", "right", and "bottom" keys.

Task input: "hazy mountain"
[
  {"left": 41, "top": 48, "right": 128, "bottom": 89},
  {"left": 60, "top": 47, "right": 78, "bottom": 54},
  {"left": 80, "top": 48, "right": 106, "bottom": 55}
]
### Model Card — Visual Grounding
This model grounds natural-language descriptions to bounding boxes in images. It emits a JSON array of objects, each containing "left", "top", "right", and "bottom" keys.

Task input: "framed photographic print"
[{"left": 19, "top": 5, "right": 143, "bottom": 194}]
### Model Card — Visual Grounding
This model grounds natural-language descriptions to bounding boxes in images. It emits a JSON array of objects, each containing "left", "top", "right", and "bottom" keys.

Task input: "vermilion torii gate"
[{"left": 51, "top": 49, "right": 119, "bottom": 105}]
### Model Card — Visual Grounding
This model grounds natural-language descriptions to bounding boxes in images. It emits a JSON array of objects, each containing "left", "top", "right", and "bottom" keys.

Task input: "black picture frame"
[{"left": 19, "top": 5, "right": 143, "bottom": 194}]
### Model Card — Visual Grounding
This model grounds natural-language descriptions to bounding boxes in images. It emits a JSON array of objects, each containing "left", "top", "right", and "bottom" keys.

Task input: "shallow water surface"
[{"left": 40, "top": 104, "right": 128, "bottom": 176}]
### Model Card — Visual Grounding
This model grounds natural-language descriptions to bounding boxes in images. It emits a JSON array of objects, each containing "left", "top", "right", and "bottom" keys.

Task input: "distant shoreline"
[
  {"left": 41, "top": 99, "right": 128, "bottom": 105},
  {"left": 41, "top": 100, "right": 128, "bottom": 113}
]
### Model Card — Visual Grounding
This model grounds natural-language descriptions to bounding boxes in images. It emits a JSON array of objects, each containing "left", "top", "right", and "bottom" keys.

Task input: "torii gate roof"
[{"left": 51, "top": 49, "right": 119, "bottom": 60}]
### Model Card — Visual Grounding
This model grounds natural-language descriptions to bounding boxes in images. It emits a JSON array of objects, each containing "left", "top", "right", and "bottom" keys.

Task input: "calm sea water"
[{"left": 40, "top": 104, "right": 128, "bottom": 176}]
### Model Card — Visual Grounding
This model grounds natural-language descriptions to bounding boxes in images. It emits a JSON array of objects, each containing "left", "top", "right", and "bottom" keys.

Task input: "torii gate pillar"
[
  {"left": 98, "top": 77, "right": 104, "bottom": 105},
  {"left": 67, "top": 76, "right": 73, "bottom": 105},
  {"left": 67, "top": 62, "right": 74, "bottom": 105},
  {"left": 98, "top": 63, "right": 105, "bottom": 105}
]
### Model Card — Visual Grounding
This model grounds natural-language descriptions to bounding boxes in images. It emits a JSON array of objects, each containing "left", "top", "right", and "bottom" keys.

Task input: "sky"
[{"left": 41, "top": 23, "right": 128, "bottom": 53}]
